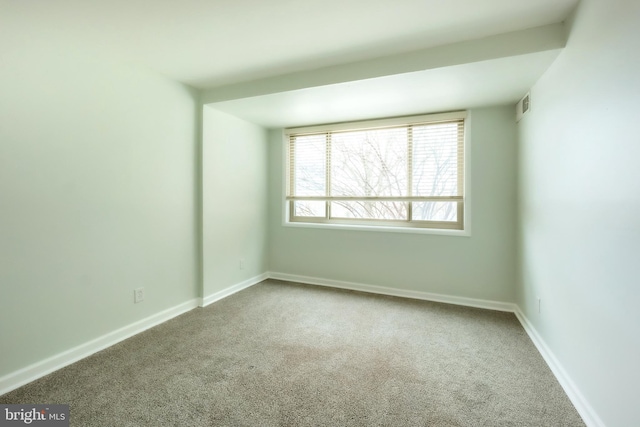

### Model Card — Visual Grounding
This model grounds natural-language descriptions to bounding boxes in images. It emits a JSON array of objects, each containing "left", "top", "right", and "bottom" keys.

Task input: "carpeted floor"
[{"left": 1, "top": 280, "right": 585, "bottom": 426}]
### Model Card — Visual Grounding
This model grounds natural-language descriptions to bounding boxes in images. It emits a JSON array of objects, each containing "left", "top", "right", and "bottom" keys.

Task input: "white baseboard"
[
  {"left": 0, "top": 298, "right": 200, "bottom": 396},
  {"left": 267, "top": 272, "right": 516, "bottom": 312},
  {"left": 514, "top": 307, "right": 605, "bottom": 427},
  {"left": 200, "top": 272, "right": 269, "bottom": 308}
]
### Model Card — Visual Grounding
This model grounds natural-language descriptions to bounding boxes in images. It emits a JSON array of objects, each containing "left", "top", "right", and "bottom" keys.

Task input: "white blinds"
[
  {"left": 287, "top": 114, "right": 465, "bottom": 202},
  {"left": 411, "top": 121, "right": 464, "bottom": 198},
  {"left": 289, "top": 133, "right": 326, "bottom": 197}
]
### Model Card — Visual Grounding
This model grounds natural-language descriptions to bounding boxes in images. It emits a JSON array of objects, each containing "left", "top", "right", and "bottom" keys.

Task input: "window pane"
[
  {"left": 412, "top": 202, "right": 457, "bottom": 222},
  {"left": 331, "top": 128, "right": 408, "bottom": 197},
  {"left": 412, "top": 123, "right": 460, "bottom": 197},
  {"left": 293, "top": 134, "right": 326, "bottom": 196},
  {"left": 331, "top": 201, "right": 407, "bottom": 220},
  {"left": 293, "top": 201, "right": 326, "bottom": 217}
]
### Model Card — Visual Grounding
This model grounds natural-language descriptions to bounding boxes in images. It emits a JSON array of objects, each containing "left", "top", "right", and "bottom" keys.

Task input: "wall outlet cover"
[{"left": 134, "top": 288, "right": 144, "bottom": 303}]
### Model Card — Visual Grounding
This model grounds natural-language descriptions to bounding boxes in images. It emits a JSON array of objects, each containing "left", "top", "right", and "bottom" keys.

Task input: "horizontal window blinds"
[{"left": 288, "top": 120, "right": 464, "bottom": 201}]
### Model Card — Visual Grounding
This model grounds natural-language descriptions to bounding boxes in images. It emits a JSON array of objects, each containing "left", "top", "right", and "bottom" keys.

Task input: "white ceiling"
[{"left": 1, "top": 0, "right": 578, "bottom": 127}]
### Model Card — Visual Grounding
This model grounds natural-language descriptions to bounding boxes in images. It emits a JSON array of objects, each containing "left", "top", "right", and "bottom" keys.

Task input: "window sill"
[{"left": 283, "top": 220, "right": 471, "bottom": 237}]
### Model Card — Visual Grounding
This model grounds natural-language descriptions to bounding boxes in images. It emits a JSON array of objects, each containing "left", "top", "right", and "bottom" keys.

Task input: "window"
[{"left": 285, "top": 111, "right": 467, "bottom": 232}]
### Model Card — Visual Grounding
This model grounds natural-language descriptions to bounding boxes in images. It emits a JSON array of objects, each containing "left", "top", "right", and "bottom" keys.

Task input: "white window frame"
[{"left": 282, "top": 111, "right": 471, "bottom": 236}]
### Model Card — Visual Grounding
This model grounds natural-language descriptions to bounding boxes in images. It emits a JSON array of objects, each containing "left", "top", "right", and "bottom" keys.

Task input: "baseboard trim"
[
  {"left": 0, "top": 298, "right": 200, "bottom": 396},
  {"left": 514, "top": 307, "right": 605, "bottom": 427},
  {"left": 200, "top": 272, "right": 269, "bottom": 308},
  {"left": 267, "top": 272, "right": 516, "bottom": 312}
]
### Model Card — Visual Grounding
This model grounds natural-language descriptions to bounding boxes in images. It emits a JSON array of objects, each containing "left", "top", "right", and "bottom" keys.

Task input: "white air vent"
[{"left": 516, "top": 92, "right": 530, "bottom": 122}]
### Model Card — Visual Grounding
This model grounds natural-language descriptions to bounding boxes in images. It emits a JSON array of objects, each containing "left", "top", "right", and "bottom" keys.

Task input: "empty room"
[{"left": 1, "top": 0, "right": 638, "bottom": 426}]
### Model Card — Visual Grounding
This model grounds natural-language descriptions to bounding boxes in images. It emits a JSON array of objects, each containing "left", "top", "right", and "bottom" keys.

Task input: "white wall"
[
  {"left": 201, "top": 108, "right": 269, "bottom": 298},
  {"left": 0, "top": 34, "right": 199, "bottom": 377},
  {"left": 517, "top": 0, "right": 640, "bottom": 425},
  {"left": 268, "top": 106, "right": 518, "bottom": 302}
]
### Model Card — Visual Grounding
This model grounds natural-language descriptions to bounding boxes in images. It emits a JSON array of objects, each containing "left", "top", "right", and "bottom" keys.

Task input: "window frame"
[{"left": 282, "top": 111, "right": 471, "bottom": 236}]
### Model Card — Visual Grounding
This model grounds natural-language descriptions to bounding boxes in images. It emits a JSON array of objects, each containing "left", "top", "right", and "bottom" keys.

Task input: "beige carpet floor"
[{"left": 1, "top": 279, "right": 585, "bottom": 426}]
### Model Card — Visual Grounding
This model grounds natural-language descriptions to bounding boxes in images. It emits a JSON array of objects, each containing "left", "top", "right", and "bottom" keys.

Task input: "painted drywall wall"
[
  {"left": 516, "top": 0, "right": 640, "bottom": 425},
  {"left": 268, "top": 106, "right": 517, "bottom": 302},
  {"left": 201, "top": 107, "right": 268, "bottom": 297},
  {"left": 0, "top": 38, "right": 199, "bottom": 377}
]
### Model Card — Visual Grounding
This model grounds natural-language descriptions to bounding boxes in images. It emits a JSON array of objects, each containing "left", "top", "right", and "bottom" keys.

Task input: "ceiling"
[{"left": 2, "top": 0, "right": 578, "bottom": 127}]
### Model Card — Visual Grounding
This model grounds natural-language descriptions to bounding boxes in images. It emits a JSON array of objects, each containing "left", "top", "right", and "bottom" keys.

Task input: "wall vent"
[{"left": 516, "top": 92, "right": 530, "bottom": 122}]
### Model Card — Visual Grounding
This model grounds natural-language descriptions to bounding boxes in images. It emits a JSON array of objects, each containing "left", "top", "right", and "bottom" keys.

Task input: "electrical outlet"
[
  {"left": 537, "top": 297, "right": 541, "bottom": 314},
  {"left": 239, "top": 258, "right": 245, "bottom": 270},
  {"left": 134, "top": 287, "right": 144, "bottom": 304}
]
